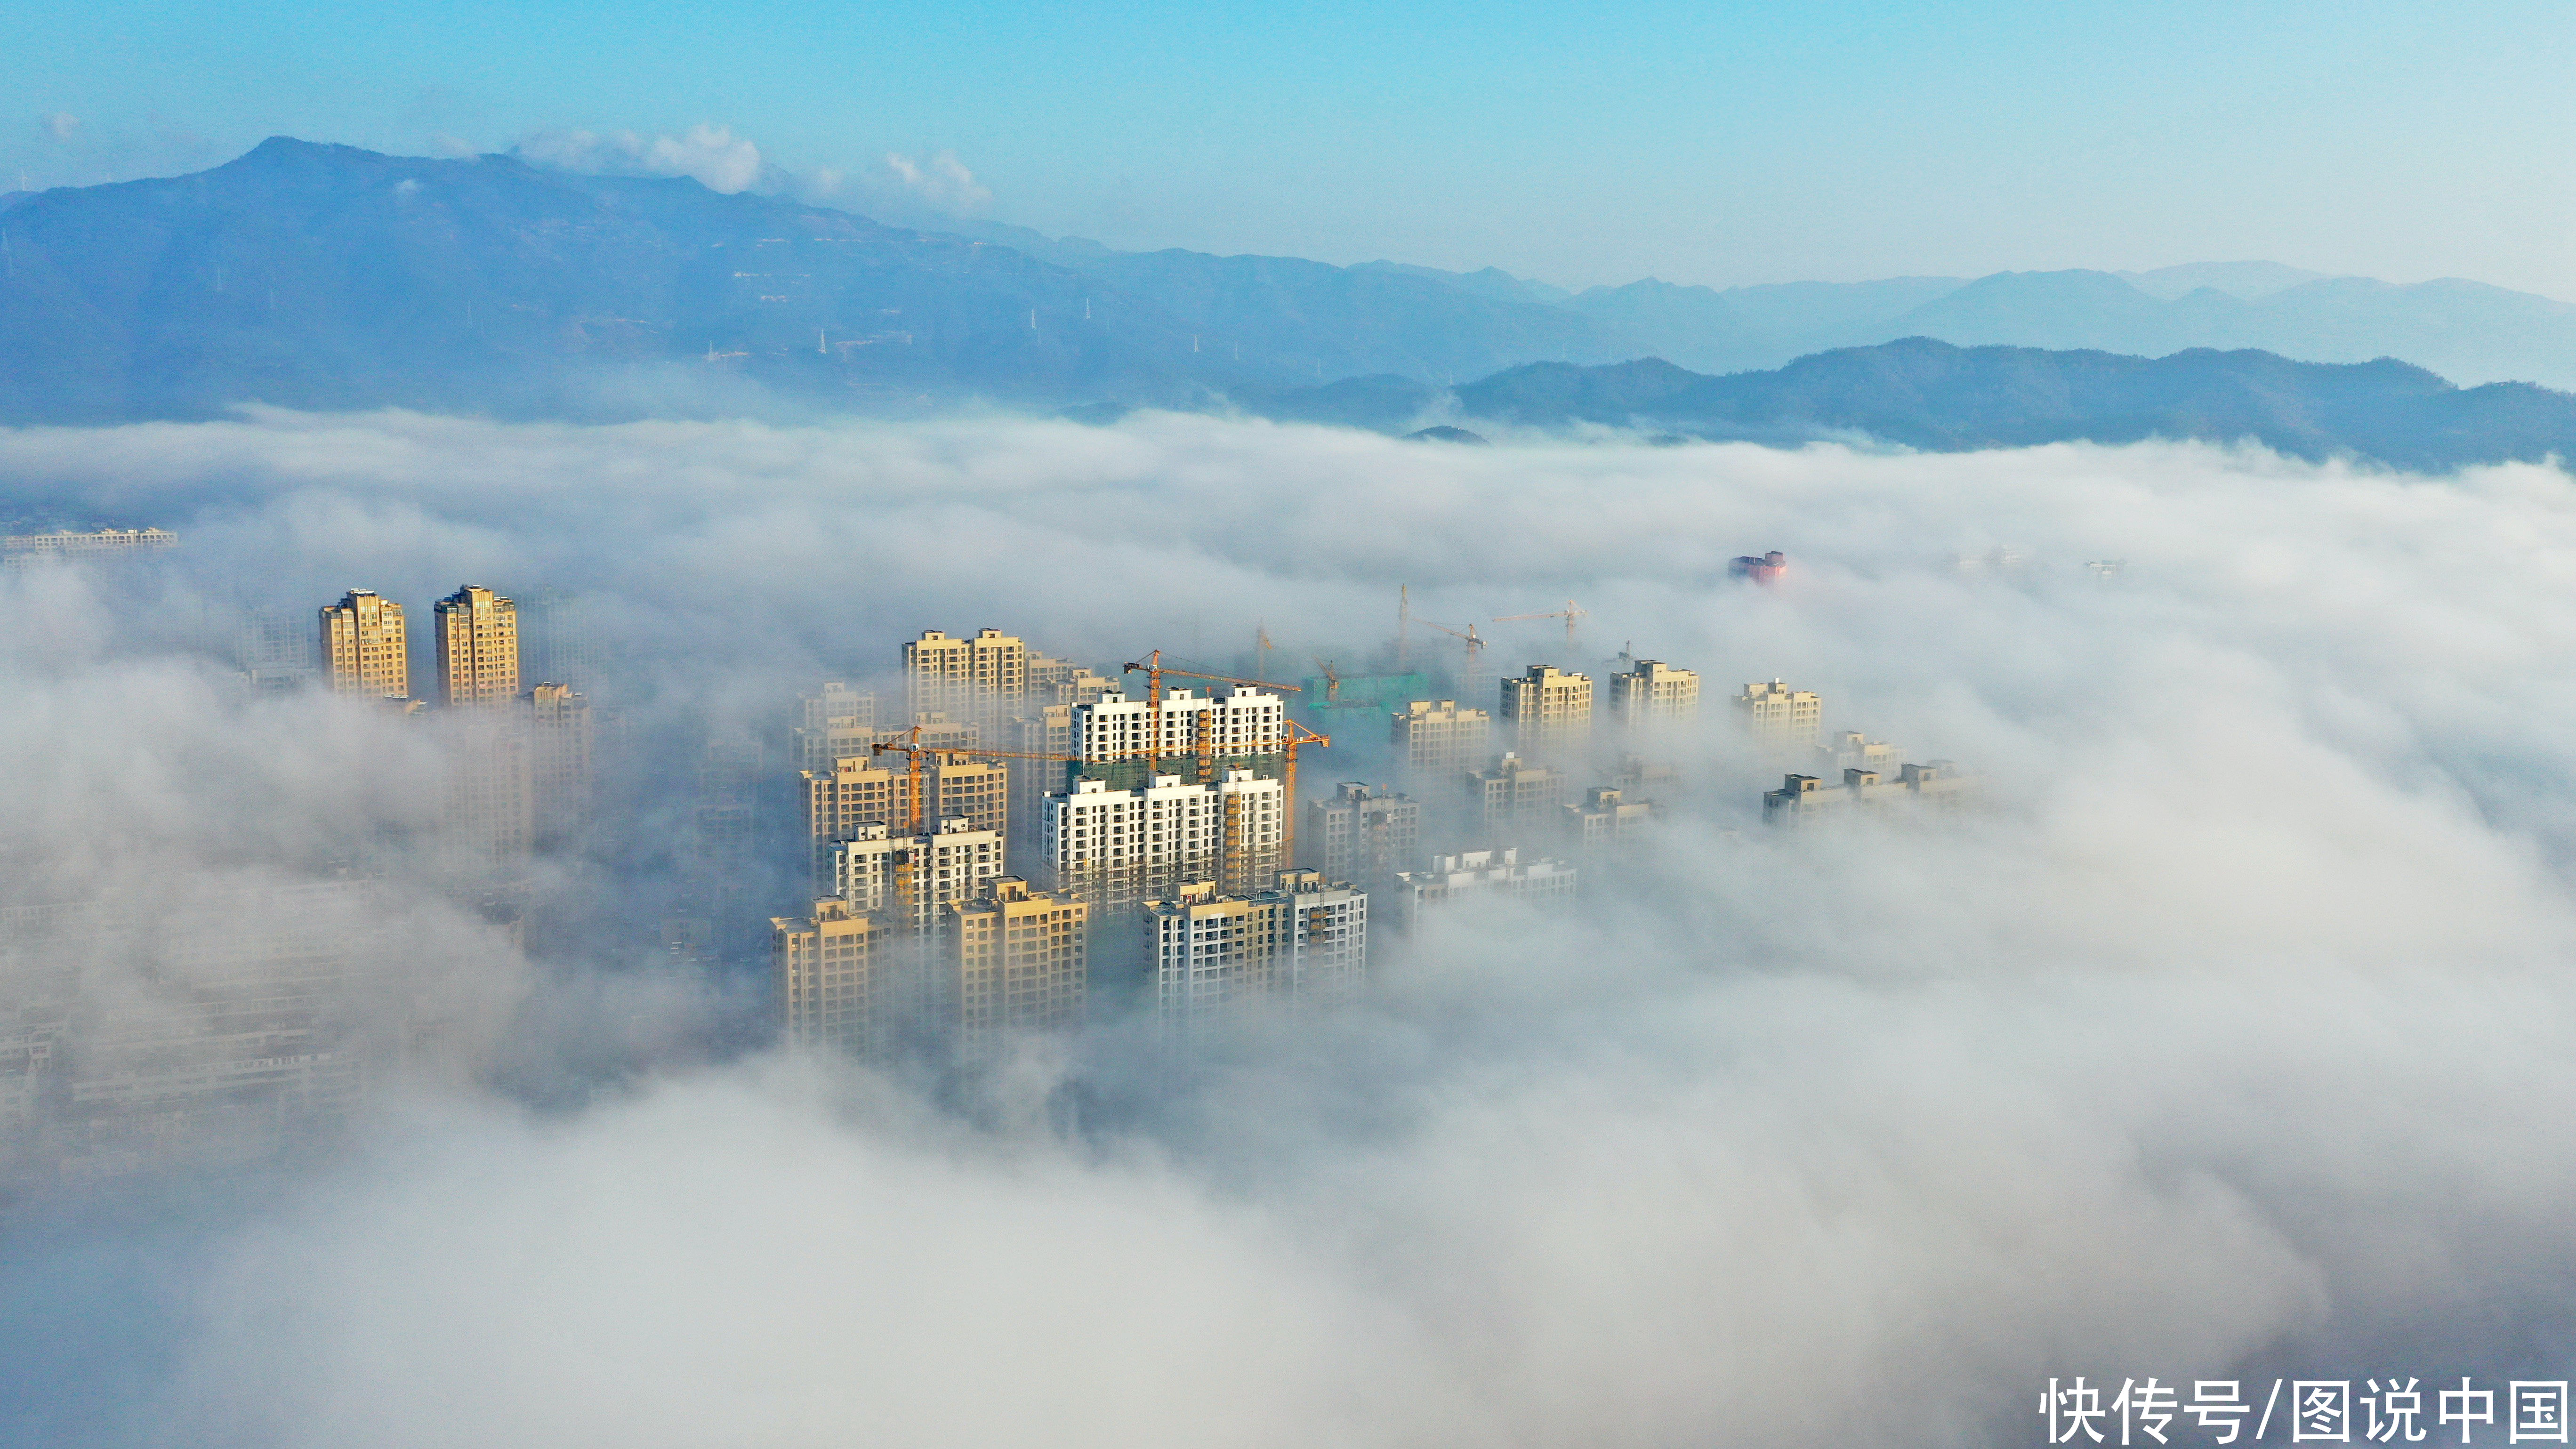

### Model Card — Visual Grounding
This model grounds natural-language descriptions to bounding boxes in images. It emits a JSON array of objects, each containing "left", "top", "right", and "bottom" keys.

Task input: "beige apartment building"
[
  {"left": 1028, "top": 652, "right": 1118, "bottom": 706},
  {"left": 320, "top": 589, "right": 409, "bottom": 698},
  {"left": 1735, "top": 679, "right": 1823, "bottom": 749},
  {"left": 1392, "top": 699, "right": 1492, "bottom": 776},
  {"left": 802, "top": 752, "right": 1007, "bottom": 889},
  {"left": 1563, "top": 787, "right": 1655, "bottom": 851},
  {"left": 904, "top": 628, "right": 1028, "bottom": 727},
  {"left": 1609, "top": 660, "right": 1700, "bottom": 728},
  {"left": 947, "top": 878, "right": 1089, "bottom": 1050},
  {"left": 1499, "top": 666, "right": 1593, "bottom": 759},
  {"left": 772, "top": 899, "right": 894, "bottom": 1055},
  {"left": 434, "top": 586, "right": 520, "bottom": 707}
]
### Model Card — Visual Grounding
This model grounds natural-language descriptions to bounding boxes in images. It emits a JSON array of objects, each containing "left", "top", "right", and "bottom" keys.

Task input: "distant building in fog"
[
  {"left": 803, "top": 752, "right": 1007, "bottom": 891},
  {"left": 1562, "top": 787, "right": 1655, "bottom": 851},
  {"left": 320, "top": 589, "right": 409, "bottom": 699},
  {"left": 1465, "top": 752, "right": 1570, "bottom": 839},
  {"left": 1734, "top": 679, "right": 1822, "bottom": 750},
  {"left": 793, "top": 683, "right": 880, "bottom": 772},
  {"left": 524, "top": 684, "right": 593, "bottom": 848},
  {"left": 1392, "top": 848, "right": 1577, "bottom": 934},
  {"left": 1392, "top": 699, "right": 1491, "bottom": 777},
  {"left": 1309, "top": 782, "right": 1420, "bottom": 894},
  {"left": 1814, "top": 731, "right": 1902, "bottom": 777},
  {"left": 1609, "top": 660, "right": 1699, "bottom": 728},
  {"left": 2, "top": 527, "right": 178, "bottom": 568},
  {"left": 1763, "top": 761, "right": 1978, "bottom": 823}
]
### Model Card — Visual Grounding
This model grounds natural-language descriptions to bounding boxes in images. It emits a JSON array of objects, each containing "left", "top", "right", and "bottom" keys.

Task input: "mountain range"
[{"left": 1, "top": 137, "right": 2573, "bottom": 471}]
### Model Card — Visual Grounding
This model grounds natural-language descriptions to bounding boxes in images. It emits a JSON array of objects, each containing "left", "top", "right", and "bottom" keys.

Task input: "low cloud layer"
[{"left": 3, "top": 413, "right": 2574, "bottom": 1446}]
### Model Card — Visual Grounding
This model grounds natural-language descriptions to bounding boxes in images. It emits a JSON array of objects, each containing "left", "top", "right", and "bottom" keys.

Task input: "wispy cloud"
[{"left": 514, "top": 123, "right": 766, "bottom": 194}]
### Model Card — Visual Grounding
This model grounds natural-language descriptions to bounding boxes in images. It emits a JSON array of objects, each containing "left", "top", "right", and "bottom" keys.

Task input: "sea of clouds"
[{"left": 2, "top": 411, "right": 2572, "bottom": 1447}]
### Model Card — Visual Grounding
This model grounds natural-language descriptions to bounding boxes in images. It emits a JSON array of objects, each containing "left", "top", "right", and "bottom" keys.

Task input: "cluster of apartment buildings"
[
  {"left": 774, "top": 629, "right": 1357, "bottom": 1058},
  {"left": 313, "top": 586, "right": 597, "bottom": 871}
]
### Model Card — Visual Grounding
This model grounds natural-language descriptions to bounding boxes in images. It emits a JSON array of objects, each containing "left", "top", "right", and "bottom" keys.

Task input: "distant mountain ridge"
[
  {"left": 1408, "top": 338, "right": 2574, "bottom": 470},
  {"left": 2, "top": 137, "right": 2574, "bottom": 439}
]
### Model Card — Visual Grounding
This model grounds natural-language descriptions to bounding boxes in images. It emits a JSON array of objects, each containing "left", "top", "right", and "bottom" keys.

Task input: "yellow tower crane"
[{"left": 1493, "top": 599, "right": 1587, "bottom": 654}]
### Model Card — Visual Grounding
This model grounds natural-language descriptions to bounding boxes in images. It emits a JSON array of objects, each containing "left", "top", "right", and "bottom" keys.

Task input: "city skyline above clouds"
[{"left": 9, "top": 0, "right": 2576, "bottom": 297}]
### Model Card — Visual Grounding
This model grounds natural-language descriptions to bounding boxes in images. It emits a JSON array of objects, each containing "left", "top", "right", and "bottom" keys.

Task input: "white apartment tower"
[
  {"left": 1147, "top": 869, "right": 1368, "bottom": 1048},
  {"left": 1071, "top": 686, "right": 1287, "bottom": 766},
  {"left": 1043, "top": 769, "right": 1286, "bottom": 917}
]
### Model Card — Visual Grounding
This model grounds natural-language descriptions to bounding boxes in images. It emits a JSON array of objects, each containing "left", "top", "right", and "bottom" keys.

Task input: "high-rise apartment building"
[
  {"left": 1499, "top": 667, "right": 1593, "bottom": 759},
  {"left": 433, "top": 586, "right": 520, "bottom": 707},
  {"left": 1309, "top": 782, "right": 1421, "bottom": 894},
  {"left": 1044, "top": 769, "right": 1286, "bottom": 918},
  {"left": 772, "top": 899, "right": 893, "bottom": 1055},
  {"left": 904, "top": 628, "right": 1029, "bottom": 728},
  {"left": 802, "top": 752, "right": 1007, "bottom": 888},
  {"left": 525, "top": 684, "right": 593, "bottom": 847},
  {"left": 1736, "top": 680, "right": 1823, "bottom": 749},
  {"left": 946, "top": 878, "right": 1089, "bottom": 1050},
  {"left": 1609, "top": 660, "right": 1699, "bottom": 728},
  {"left": 1392, "top": 699, "right": 1492, "bottom": 777},
  {"left": 319, "top": 589, "right": 409, "bottom": 698},
  {"left": 1146, "top": 869, "right": 1368, "bottom": 1046},
  {"left": 1391, "top": 848, "right": 1579, "bottom": 933},
  {"left": 1465, "top": 752, "right": 1570, "bottom": 839}
]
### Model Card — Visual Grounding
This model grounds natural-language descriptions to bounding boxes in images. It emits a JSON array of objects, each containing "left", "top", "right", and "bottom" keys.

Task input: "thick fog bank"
[{"left": 2, "top": 411, "right": 2574, "bottom": 1447}]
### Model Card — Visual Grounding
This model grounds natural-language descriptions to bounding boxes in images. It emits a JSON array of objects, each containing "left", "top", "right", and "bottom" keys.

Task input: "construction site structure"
[{"left": 1493, "top": 599, "right": 1587, "bottom": 654}]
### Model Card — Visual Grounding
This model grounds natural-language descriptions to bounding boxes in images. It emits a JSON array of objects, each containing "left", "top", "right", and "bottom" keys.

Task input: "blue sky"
[{"left": 9, "top": 0, "right": 2575, "bottom": 295}]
